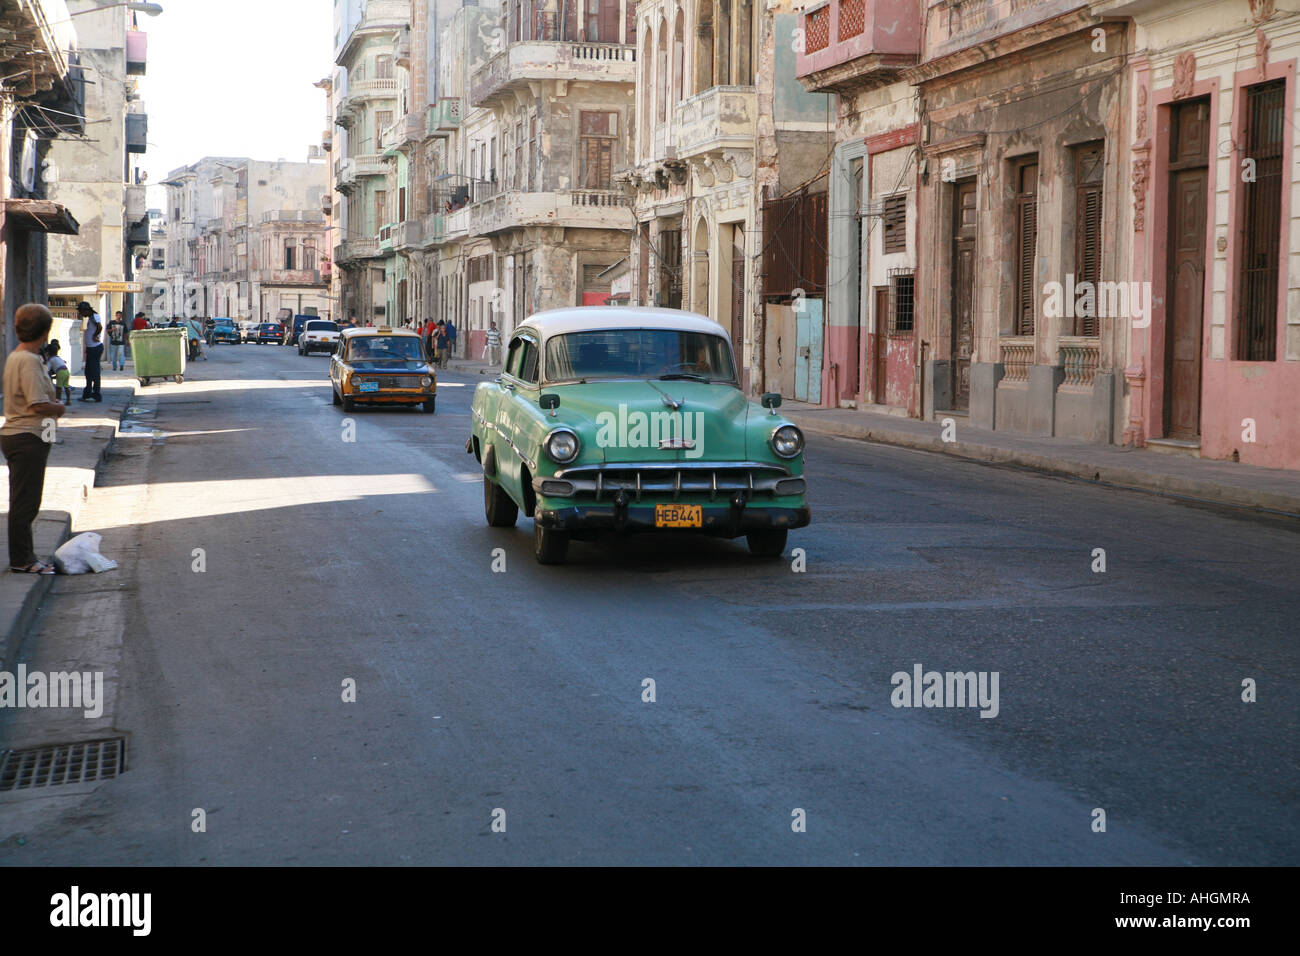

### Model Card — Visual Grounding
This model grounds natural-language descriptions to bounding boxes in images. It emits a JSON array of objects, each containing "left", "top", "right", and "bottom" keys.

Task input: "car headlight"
[
  {"left": 771, "top": 424, "right": 804, "bottom": 459},
  {"left": 544, "top": 428, "right": 580, "bottom": 464},
  {"left": 421, "top": 376, "right": 433, "bottom": 387}
]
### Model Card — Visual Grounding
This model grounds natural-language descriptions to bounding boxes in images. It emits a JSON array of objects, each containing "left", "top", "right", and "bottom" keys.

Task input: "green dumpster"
[{"left": 131, "top": 328, "right": 187, "bottom": 385}]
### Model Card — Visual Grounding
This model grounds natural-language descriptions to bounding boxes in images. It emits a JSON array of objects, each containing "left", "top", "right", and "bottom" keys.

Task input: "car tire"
[
  {"left": 533, "top": 521, "right": 569, "bottom": 565},
  {"left": 483, "top": 474, "right": 518, "bottom": 528},
  {"left": 746, "top": 528, "right": 788, "bottom": 558},
  {"left": 342, "top": 395, "right": 355, "bottom": 412},
  {"left": 422, "top": 396, "right": 436, "bottom": 414},
  {"left": 332, "top": 386, "right": 341, "bottom": 406}
]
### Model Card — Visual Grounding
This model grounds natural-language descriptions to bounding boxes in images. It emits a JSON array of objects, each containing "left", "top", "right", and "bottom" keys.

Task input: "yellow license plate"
[{"left": 655, "top": 504, "right": 703, "bottom": 528}]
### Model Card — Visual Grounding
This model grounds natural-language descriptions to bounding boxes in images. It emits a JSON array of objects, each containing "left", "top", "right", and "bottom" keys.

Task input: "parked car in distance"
[
  {"left": 330, "top": 327, "right": 436, "bottom": 413},
  {"left": 299, "top": 319, "right": 340, "bottom": 355},
  {"left": 239, "top": 320, "right": 258, "bottom": 343},
  {"left": 255, "top": 322, "right": 286, "bottom": 344},
  {"left": 287, "top": 314, "right": 318, "bottom": 346},
  {"left": 468, "top": 308, "right": 810, "bottom": 565},
  {"left": 210, "top": 319, "right": 240, "bottom": 345}
]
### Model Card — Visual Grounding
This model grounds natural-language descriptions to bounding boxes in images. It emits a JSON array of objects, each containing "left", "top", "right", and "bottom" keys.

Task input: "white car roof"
[{"left": 517, "top": 307, "right": 731, "bottom": 346}]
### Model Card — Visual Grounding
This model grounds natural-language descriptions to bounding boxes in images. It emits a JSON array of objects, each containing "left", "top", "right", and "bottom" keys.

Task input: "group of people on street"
[{"left": 419, "top": 319, "right": 457, "bottom": 368}]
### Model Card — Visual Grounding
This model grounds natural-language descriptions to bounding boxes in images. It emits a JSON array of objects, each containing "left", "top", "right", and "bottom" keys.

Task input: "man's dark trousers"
[{"left": 1, "top": 433, "right": 52, "bottom": 568}]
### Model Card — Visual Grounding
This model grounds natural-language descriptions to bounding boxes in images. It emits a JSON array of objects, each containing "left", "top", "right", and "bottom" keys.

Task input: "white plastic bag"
[{"left": 52, "top": 532, "right": 118, "bottom": 575}]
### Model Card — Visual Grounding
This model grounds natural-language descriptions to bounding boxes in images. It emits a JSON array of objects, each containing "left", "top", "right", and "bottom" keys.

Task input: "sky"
[{"left": 142, "top": 0, "right": 334, "bottom": 206}]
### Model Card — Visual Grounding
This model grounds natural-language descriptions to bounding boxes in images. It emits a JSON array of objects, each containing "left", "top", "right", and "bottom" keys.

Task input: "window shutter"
[
  {"left": 625, "top": 1, "right": 637, "bottom": 45},
  {"left": 881, "top": 193, "right": 906, "bottom": 254},
  {"left": 562, "top": 0, "right": 577, "bottom": 41},
  {"left": 1014, "top": 163, "right": 1038, "bottom": 336},
  {"left": 1075, "top": 183, "right": 1102, "bottom": 336}
]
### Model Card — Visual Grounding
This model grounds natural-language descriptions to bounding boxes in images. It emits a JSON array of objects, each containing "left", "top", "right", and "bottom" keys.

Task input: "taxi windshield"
[{"left": 346, "top": 335, "right": 424, "bottom": 364}]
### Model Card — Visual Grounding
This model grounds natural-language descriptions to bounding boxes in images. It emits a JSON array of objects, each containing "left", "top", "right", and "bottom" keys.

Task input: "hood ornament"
[{"left": 647, "top": 380, "right": 684, "bottom": 411}]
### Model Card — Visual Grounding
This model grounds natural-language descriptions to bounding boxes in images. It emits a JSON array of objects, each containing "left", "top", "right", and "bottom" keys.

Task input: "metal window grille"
[
  {"left": 1235, "top": 79, "right": 1284, "bottom": 362},
  {"left": 889, "top": 268, "right": 914, "bottom": 334}
]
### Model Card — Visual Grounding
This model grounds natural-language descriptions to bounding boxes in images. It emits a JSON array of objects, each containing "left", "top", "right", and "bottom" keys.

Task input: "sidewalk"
[
  {"left": 785, "top": 403, "right": 1300, "bottom": 518},
  {"left": 444, "top": 355, "right": 502, "bottom": 376},
  {"left": 1, "top": 370, "right": 136, "bottom": 670}
]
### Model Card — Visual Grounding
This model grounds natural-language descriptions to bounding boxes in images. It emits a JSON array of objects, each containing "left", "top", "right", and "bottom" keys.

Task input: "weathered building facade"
[
  {"left": 910, "top": 1, "right": 1130, "bottom": 442},
  {"left": 46, "top": 0, "right": 152, "bottom": 329},
  {"left": 0, "top": 1, "right": 83, "bottom": 363},
  {"left": 1097, "top": 0, "right": 1300, "bottom": 469},
  {"left": 795, "top": 0, "right": 920, "bottom": 413},
  {"left": 162, "top": 157, "right": 329, "bottom": 321},
  {"left": 333, "top": 0, "right": 407, "bottom": 324},
  {"left": 464, "top": 0, "right": 637, "bottom": 336},
  {"left": 629, "top": 0, "right": 830, "bottom": 397}
]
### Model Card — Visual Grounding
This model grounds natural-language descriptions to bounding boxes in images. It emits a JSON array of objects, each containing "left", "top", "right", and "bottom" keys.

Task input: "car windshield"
[
  {"left": 306, "top": 321, "right": 338, "bottom": 332},
  {"left": 346, "top": 336, "right": 424, "bottom": 364},
  {"left": 215, "top": 322, "right": 235, "bottom": 329},
  {"left": 544, "top": 329, "right": 737, "bottom": 384}
]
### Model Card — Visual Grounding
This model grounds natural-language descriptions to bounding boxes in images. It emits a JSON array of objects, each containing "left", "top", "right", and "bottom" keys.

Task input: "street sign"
[{"left": 97, "top": 281, "right": 144, "bottom": 293}]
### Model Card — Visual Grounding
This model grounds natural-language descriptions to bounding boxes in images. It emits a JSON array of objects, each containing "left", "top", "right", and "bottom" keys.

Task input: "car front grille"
[
  {"left": 353, "top": 375, "right": 423, "bottom": 389},
  {"left": 547, "top": 462, "right": 804, "bottom": 501}
]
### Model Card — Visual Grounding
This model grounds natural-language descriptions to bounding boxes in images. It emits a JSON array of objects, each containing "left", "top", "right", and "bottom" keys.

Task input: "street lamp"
[{"left": 58, "top": 2, "right": 165, "bottom": 20}]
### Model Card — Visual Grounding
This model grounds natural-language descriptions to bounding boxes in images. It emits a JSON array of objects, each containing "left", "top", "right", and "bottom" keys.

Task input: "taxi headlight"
[
  {"left": 421, "top": 376, "right": 433, "bottom": 387},
  {"left": 544, "top": 428, "right": 580, "bottom": 464},
  {"left": 771, "top": 425, "right": 804, "bottom": 459}
]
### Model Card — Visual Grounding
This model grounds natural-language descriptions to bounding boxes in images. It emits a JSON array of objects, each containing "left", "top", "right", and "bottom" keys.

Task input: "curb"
[
  {"left": 787, "top": 413, "right": 1300, "bottom": 519},
  {"left": 1, "top": 386, "right": 134, "bottom": 671}
]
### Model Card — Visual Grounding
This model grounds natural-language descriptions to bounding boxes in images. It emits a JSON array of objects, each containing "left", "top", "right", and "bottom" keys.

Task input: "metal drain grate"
[{"left": 0, "top": 738, "right": 126, "bottom": 791}]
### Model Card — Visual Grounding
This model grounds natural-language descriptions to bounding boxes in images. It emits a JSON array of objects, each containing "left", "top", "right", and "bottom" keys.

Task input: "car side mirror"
[
  {"left": 540, "top": 393, "right": 560, "bottom": 417},
  {"left": 761, "top": 392, "right": 783, "bottom": 415}
]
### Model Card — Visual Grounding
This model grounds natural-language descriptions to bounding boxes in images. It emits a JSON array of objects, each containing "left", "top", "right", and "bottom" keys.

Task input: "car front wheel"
[
  {"left": 746, "top": 528, "right": 788, "bottom": 558},
  {"left": 483, "top": 474, "right": 518, "bottom": 528},
  {"left": 342, "top": 395, "right": 355, "bottom": 412},
  {"left": 534, "top": 521, "right": 569, "bottom": 565}
]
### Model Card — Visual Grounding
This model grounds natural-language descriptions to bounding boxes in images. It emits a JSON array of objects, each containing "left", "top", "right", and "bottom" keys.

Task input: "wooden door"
[
  {"left": 1164, "top": 99, "right": 1209, "bottom": 440},
  {"left": 730, "top": 225, "right": 745, "bottom": 352},
  {"left": 951, "top": 181, "right": 977, "bottom": 410},
  {"left": 874, "top": 286, "right": 889, "bottom": 404}
]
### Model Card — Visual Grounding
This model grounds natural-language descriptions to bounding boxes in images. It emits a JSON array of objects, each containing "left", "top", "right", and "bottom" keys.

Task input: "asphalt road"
[{"left": 1, "top": 341, "right": 1296, "bottom": 865}]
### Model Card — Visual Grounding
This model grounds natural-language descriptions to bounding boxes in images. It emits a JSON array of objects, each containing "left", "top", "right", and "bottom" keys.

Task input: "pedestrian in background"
[
  {"left": 45, "top": 341, "right": 73, "bottom": 403},
  {"left": 434, "top": 320, "right": 448, "bottom": 369},
  {"left": 2, "top": 304, "right": 67, "bottom": 574},
  {"left": 445, "top": 318, "right": 458, "bottom": 360},
  {"left": 107, "top": 311, "right": 127, "bottom": 370},
  {"left": 78, "top": 301, "right": 104, "bottom": 403},
  {"left": 484, "top": 320, "right": 501, "bottom": 365}
]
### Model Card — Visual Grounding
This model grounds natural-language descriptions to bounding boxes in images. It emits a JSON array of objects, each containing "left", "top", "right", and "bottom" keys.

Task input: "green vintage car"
[{"left": 468, "top": 308, "right": 810, "bottom": 564}]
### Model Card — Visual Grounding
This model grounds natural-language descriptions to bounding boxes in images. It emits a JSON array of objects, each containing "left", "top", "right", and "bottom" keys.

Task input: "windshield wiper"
[{"left": 657, "top": 372, "right": 711, "bottom": 382}]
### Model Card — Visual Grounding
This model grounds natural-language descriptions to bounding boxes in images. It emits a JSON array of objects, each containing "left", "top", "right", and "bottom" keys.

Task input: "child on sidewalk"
[{"left": 44, "top": 340, "right": 73, "bottom": 403}]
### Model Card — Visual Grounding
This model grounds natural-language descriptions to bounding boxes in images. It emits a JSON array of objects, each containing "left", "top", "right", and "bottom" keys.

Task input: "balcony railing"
[
  {"left": 393, "top": 220, "right": 423, "bottom": 250},
  {"left": 1059, "top": 341, "right": 1101, "bottom": 388},
  {"left": 999, "top": 342, "right": 1035, "bottom": 384},
  {"left": 258, "top": 269, "right": 325, "bottom": 286},
  {"left": 468, "top": 189, "right": 632, "bottom": 235},
  {"left": 471, "top": 41, "right": 635, "bottom": 107},
  {"left": 796, "top": 0, "right": 921, "bottom": 93},
  {"left": 428, "top": 98, "right": 462, "bottom": 136},
  {"left": 673, "top": 86, "right": 757, "bottom": 160},
  {"left": 924, "top": 0, "right": 1081, "bottom": 61},
  {"left": 336, "top": 238, "right": 381, "bottom": 262}
]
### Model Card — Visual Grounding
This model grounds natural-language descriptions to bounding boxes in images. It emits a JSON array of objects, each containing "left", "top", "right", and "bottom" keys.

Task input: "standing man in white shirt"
[{"left": 78, "top": 301, "right": 104, "bottom": 403}]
